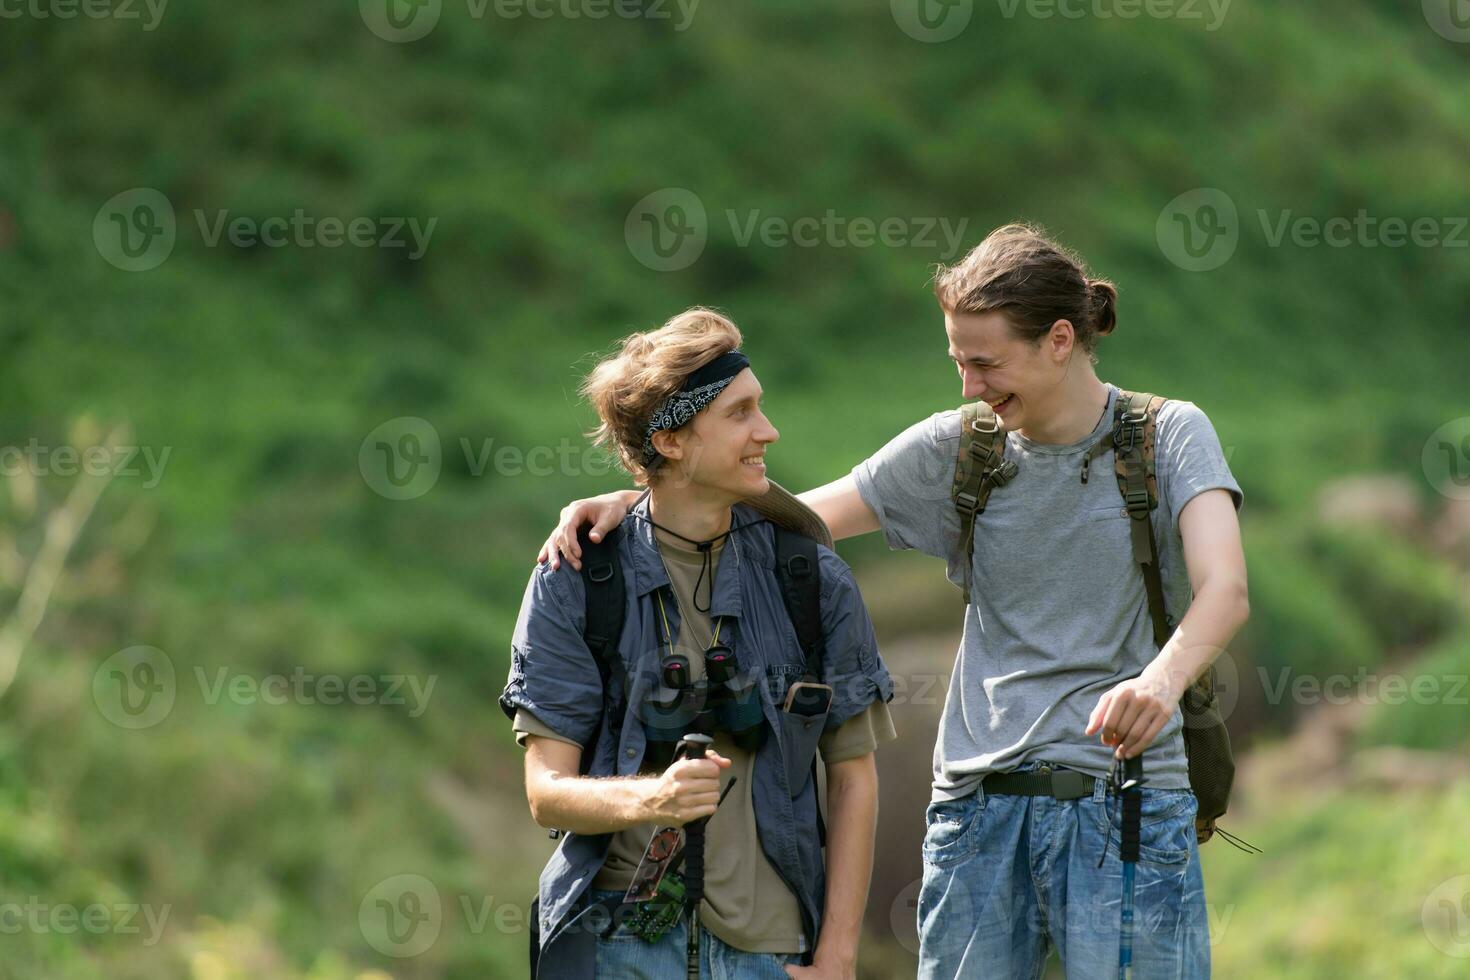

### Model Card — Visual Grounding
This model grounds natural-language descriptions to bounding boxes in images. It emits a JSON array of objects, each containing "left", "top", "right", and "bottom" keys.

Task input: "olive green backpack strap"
[
  {"left": 1111, "top": 390, "right": 1170, "bottom": 647},
  {"left": 1111, "top": 389, "right": 1251, "bottom": 851},
  {"left": 952, "top": 401, "right": 1018, "bottom": 602}
]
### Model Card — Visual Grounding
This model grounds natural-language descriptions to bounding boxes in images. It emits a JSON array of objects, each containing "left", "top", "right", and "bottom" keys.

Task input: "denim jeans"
[
  {"left": 917, "top": 761, "right": 1210, "bottom": 979},
  {"left": 588, "top": 888, "right": 803, "bottom": 979}
]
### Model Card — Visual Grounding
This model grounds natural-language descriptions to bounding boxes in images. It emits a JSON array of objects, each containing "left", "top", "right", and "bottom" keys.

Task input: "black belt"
[{"left": 982, "top": 765, "right": 1096, "bottom": 800}]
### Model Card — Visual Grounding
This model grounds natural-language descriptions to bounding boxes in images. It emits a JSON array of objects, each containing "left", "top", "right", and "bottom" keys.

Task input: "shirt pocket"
[{"left": 765, "top": 663, "right": 825, "bottom": 797}]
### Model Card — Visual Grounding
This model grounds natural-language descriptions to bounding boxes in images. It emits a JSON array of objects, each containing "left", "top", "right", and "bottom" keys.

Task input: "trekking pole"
[
  {"left": 677, "top": 733, "right": 713, "bottom": 980},
  {"left": 1116, "top": 753, "right": 1144, "bottom": 980}
]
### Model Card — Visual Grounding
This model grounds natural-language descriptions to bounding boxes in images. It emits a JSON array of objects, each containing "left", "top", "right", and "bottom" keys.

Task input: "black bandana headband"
[{"left": 640, "top": 350, "right": 750, "bottom": 465}]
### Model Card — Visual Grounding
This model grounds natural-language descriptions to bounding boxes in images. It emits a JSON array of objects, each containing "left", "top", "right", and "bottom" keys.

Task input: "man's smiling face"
[
  {"left": 945, "top": 309, "right": 1074, "bottom": 432},
  {"left": 655, "top": 368, "right": 779, "bottom": 498}
]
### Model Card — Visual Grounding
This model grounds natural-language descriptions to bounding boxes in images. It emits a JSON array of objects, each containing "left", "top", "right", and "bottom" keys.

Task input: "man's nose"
[
  {"left": 755, "top": 413, "right": 779, "bottom": 444},
  {"left": 961, "top": 367, "right": 986, "bottom": 400}
]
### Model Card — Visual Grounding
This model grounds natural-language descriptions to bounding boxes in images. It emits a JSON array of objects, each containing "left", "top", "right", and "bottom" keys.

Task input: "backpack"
[{"left": 952, "top": 389, "right": 1243, "bottom": 848}]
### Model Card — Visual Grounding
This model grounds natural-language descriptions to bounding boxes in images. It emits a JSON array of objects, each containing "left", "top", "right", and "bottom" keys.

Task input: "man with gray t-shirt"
[
  {"left": 852, "top": 386, "right": 1238, "bottom": 804},
  {"left": 541, "top": 224, "right": 1249, "bottom": 978}
]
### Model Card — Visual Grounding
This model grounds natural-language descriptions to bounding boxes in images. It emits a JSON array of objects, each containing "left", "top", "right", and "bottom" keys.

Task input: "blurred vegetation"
[{"left": 0, "top": 0, "right": 1468, "bottom": 976}]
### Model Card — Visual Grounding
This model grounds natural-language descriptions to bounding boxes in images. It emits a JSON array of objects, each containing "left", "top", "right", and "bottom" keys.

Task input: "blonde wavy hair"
[{"left": 580, "top": 307, "right": 743, "bottom": 484}]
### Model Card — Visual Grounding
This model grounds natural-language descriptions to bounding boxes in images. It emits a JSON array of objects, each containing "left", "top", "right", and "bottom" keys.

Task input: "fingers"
[
  {"left": 1109, "top": 698, "right": 1146, "bottom": 755},
  {"left": 591, "top": 508, "right": 622, "bottom": 541},
  {"left": 706, "top": 750, "right": 733, "bottom": 769},
  {"left": 673, "top": 758, "right": 722, "bottom": 781},
  {"left": 1117, "top": 713, "right": 1168, "bottom": 760},
  {"left": 555, "top": 527, "right": 582, "bottom": 571}
]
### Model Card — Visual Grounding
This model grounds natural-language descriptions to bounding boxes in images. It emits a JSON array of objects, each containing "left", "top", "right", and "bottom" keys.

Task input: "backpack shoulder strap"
[
  {"left": 773, "top": 524, "right": 830, "bottom": 849},
  {"left": 774, "top": 526, "right": 824, "bottom": 681},
  {"left": 1111, "top": 390, "right": 1171, "bottom": 648},
  {"left": 577, "top": 526, "right": 626, "bottom": 774},
  {"left": 952, "top": 401, "right": 1017, "bottom": 602}
]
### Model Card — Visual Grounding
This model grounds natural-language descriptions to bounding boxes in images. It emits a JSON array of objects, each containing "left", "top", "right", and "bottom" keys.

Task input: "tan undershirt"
[{"left": 515, "top": 526, "right": 895, "bottom": 954}]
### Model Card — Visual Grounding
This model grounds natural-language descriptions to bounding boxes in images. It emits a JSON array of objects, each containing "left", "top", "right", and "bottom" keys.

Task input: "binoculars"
[{"left": 640, "top": 644, "right": 766, "bottom": 768}]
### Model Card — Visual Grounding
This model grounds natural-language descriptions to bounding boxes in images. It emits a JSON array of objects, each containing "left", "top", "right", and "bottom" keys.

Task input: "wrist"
[
  {"left": 812, "top": 942, "right": 857, "bottom": 971},
  {"left": 1143, "top": 659, "right": 1189, "bottom": 703}
]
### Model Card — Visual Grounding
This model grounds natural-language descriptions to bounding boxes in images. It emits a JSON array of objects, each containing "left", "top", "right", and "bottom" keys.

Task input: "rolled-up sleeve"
[
  {"left": 850, "top": 411, "right": 961, "bottom": 561},
  {"left": 816, "top": 549, "right": 895, "bottom": 730},
  {"left": 498, "top": 564, "right": 605, "bottom": 748}
]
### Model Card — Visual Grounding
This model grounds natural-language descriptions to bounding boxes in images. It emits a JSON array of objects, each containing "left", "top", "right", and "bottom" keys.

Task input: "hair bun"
[{"left": 1088, "top": 278, "right": 1118, "bottom": 337}]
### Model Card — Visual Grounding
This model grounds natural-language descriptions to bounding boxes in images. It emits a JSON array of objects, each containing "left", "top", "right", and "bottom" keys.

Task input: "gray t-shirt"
[{"left": 852, "top": 385, "right": 1242, "bottom": 801}]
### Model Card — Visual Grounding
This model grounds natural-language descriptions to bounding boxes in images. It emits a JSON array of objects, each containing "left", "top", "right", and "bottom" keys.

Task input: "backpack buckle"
[
  {"left": 1124, "top": 489, "right": 1150, "bottom": 515},
  {"left": 970, "top": 414, "right": 1001, "bottom": 435},
  {"left": 954, "top": 490, "right": 980, "bottom": 514}
]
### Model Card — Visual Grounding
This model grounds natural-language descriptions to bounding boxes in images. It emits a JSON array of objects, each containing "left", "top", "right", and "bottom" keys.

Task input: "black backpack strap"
[
  {"left": 774, "top": 526, "right": 824, "bottom": 679},
  {"left": 773, "top": 526, "right": 828, "bottom": 848},
  {"left": 578, "top": 526, "right": 626, "bottom": 775},
  {"left": 1111, "top": 390, "right": 1171, "bottom": 649}
]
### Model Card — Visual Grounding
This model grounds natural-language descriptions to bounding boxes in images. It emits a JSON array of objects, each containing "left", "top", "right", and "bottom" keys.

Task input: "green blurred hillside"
[{"left": 1, "top": 0, "right": 1469, "bottom": 976}]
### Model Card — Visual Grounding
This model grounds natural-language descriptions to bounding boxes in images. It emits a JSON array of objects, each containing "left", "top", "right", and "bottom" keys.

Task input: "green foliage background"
[{"left": 1, "top": 0, "right": 1468, "bottom": 976}]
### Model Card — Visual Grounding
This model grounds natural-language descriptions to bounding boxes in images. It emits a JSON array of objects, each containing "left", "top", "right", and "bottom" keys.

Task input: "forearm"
[
  {"left": 797, "top": 475, "right": 880, "bottom": 541},
  {"left": 1143, "top": 578, "right": 1250, "bottom": 702},
  {"left": 529, "top": 771, "right": 654, "bottom": 835},
  {"left": 812, "top": 757, "right": 878, "bottom": 969}
]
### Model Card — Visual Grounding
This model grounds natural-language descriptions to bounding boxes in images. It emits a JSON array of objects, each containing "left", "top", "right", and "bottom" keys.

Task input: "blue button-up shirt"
[{"left": 500, "top": 498, "right": 894, "bottom": 976}]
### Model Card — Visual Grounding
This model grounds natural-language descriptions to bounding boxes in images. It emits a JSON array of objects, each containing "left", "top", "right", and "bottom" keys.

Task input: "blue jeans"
[
  {"left": 917, "top": 761, "right": 1210, "bottom": 979},
  {"left": 588, "top": 888, "right": 803, "bottom": 979}
]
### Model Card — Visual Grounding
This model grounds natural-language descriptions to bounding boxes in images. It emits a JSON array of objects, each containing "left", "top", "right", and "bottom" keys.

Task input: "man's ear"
[
  {"left": 651, "top": 428, "right": 683, "bottom": 461},
  {"left": 1047, "top": 319, "right": 1076, "bottom": 359}
]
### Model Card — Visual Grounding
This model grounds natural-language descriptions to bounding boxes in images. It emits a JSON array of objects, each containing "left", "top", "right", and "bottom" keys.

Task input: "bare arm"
[
  {"left": 796, "top": 475, "right": 880, "bottom": 541},
  {"left": 1086, "top": 488, "right": 1250, "bottom": 758},
  {"left": 1142, "top": 488, "right": 1250, "bottom": 703},
  {"left": 522, "top": 735, "right": 732, "bottom": 834},
  {"left": 796, "top": 753, "right": 878, "bottom": 979},
  {"left": 538, "top": 477, "right": 881, "bottom": 571}
]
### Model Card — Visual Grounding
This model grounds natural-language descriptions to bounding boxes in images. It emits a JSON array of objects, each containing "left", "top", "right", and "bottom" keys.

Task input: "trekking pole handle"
[{"left": 676, "top": 733, "right": 712, "bottom": 762}]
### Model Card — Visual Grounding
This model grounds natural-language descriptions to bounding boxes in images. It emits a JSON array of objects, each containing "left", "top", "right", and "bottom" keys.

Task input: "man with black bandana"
[{"left": 501, "top": 308, "right": 896, "bottom": 979}]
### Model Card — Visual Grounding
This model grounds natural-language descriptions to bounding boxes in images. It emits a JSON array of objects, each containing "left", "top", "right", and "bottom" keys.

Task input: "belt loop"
[
  {"left": 975, "top": 781, "right": 986, "bottom": 809},
  {"left": 1091, "top": 774, "right": 1107, "bottom": 803}
]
